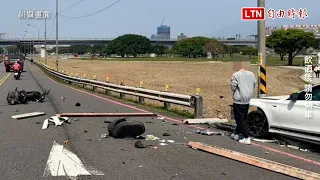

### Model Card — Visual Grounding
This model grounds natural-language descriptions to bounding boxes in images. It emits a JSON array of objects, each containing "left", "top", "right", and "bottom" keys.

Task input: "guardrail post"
[
  {"left": 92, "top": 75, "right": 97, "bottom": 91},
  {"left": 194, "top": 95, "right": 203, "bottom": 119},
  {"left": 120, "top": 80, "right": 125, "bottom": 99},
  {"left": 138, "top": 81, "right": 145, "bottom": 104},
  {"left": 163, "top": 85, "right": 170, "bottom": 110},
  {"left": 82, "top": 74, "right": 86, "bottom": 88},
  {"left": 105, "top": 76, "right": 111, "bottom": 95}
]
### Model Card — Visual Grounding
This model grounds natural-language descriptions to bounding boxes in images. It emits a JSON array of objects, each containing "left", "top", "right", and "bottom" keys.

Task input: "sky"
[{"left": 0, "top": 0, "right": 319, "bottom": 40}]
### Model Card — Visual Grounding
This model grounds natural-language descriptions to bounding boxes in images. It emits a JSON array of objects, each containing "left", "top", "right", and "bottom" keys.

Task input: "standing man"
[
  {"left": 315, "top": 65, "right": 320, "bottom": 78},
  {"left": 230, "top": 61, "right": 256, "bottom": 145}
]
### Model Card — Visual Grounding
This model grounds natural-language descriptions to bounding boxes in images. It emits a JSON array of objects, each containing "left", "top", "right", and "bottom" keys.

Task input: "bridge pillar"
[{"left": 40, "top": 45, "right": 46, "bottom": 58}]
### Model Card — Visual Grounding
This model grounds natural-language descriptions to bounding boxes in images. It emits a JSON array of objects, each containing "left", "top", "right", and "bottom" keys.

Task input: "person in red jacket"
[{"left": 13, "top": 61, "right": 22, "bottom": 72}]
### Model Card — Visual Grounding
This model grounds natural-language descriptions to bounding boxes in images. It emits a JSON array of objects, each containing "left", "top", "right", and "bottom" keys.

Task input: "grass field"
[{"left": 42, "top": 55, "right": 307, "bottom": 119}]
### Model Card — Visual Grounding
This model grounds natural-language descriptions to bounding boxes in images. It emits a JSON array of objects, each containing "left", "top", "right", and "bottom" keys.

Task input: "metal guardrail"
[{"left": 32, "top": 60, "right": 203, "bottom": 118}]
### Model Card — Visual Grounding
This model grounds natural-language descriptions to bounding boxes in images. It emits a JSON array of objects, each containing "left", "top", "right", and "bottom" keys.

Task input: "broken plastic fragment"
[
  {"left": 49, "top": 116, "right": 63, "bottom": 126},
  {"left": 157, "top": 117, "right": 164, "bottom": 120},
  {"left": 167, "top": 140, "right": 175, "bottom": 143},
  {"left": 159, "top": 143, "right": 168, "bottom": 146},
  {"left": 145, "top": 135, "right": 159, "bottom": 141},
  {"left": 42, "top": 119, "right": 49, "bottom": 130},
  {"left": 159, "top": 139, "right": 166, "bottom": 143},
  {"left": 100, "top": 134, "right": 108, "bottom": 138}
]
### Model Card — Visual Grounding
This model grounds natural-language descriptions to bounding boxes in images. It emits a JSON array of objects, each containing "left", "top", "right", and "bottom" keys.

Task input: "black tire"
[
  {"left": 6, "top": 68, "right": 10, "bottom": 72},
  {"left": 246, "top": 110, "right": 269, "bottom": 138},
  {"left": 107, "top": 118, "right": 127, "bottom": 135},
  {"left": 111, "top": 121, "right": 145, "bottom": 138}
]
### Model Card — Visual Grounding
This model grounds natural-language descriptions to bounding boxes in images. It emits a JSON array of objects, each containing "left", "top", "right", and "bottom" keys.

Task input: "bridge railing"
[{"left": 32, "top": 60, "right": 203, "bottom": 118}]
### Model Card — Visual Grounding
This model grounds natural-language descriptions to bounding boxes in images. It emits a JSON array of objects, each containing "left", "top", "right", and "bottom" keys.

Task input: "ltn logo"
[{"left": 242, "top": 7, "right": 265, "bottom": 20}]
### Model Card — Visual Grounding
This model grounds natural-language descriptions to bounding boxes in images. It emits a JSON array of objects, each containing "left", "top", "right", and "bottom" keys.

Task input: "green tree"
[
  {"left": 173, "top": 36, "right": 210, "bottom": 58},
  {"left": 69, "top": 45, "right": 91, "bottom": 55},
  {"left": 151, "top": 44, "right": 168, "bottom": 56},
  {"left": 0, "top": 47, "right": 4, "bottom": 54},
  {"left": 242, "top": 46, "right": 258, "bottom": 59},
  {"left": 203, "top": 39, "right": 224, "bottom": 58},
  {"left": 105, "top": 34, "right": 151, "bottom": 57},
  {"left": 6, "top": 45, "right": 19, "bottom": 54},
  {"left": 266, "top": 29, "right": 316, "bottom": 65}
]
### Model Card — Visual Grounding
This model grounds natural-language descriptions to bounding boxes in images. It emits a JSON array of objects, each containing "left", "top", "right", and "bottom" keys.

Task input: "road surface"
[{"left": 0, "top": 61, "right": 319, "bottom": 180}]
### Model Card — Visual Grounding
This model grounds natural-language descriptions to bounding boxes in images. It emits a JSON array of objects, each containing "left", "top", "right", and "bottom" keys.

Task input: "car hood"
[{"left": 259, "top": 95, "right": 290, "bottom": 100}]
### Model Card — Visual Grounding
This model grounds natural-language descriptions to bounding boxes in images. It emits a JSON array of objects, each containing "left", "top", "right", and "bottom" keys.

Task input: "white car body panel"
[{"left": 249, "top": 87, "right": 320, "bottom": 144}]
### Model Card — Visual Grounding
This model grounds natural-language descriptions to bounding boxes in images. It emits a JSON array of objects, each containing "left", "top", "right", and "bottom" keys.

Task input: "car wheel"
[
  {"left": 246, "top": 110, "right": 269, "bottom": 138},
  {"left": 6, "top": 68, "right": 10, "bottom": 72}
]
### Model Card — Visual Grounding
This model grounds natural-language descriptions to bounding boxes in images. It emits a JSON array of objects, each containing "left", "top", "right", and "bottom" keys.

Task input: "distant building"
[
  {"left": 151, "top": 25, "right": 171, "bottom": 40},
  {"left": 177, "top": 33, "right": 187, "bottom": 41},
  {"left": 267, "top": 24, "right": 320, "bottom": 39}
]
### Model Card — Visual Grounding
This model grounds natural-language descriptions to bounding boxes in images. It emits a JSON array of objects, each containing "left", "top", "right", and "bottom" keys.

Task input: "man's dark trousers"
[{"left": 233, "top": 103, "right": 250, "bottom": 138}]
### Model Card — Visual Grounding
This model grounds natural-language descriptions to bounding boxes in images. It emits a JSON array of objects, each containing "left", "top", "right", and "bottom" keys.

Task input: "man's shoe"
[{"left": 239, "top": 138, "right": 251, "bottom": 145}]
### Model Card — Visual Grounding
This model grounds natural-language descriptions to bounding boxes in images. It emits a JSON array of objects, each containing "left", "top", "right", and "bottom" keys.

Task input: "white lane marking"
[{"left": 43, "top": 141, "right": 104, "bottom": 178}]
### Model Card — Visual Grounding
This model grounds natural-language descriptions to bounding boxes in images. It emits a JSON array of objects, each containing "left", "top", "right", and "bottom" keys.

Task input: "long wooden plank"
[
  {"left": 183, "top": 118, "right": 228, "bottom": 124},
  {"left": 12, "top": 112, "right": 46, "bottom": 119},
  {"left": 188, "top": 141, "right": 320, "bottom": 180},
  {"left": 57, "top": 112, "right": 157, "bottom": 117}
]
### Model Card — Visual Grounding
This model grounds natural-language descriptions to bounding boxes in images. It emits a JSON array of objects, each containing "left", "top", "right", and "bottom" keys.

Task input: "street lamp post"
[
  {"left": 25, "top": 31, "right": 35, "bottom": 60},
  {"left": 27, "top": 24, "right": 40, "bottom": 62}
]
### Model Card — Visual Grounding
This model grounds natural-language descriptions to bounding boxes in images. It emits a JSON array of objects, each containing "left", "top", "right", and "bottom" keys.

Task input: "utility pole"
[
  {"left": 257, "top": 0, "right": 266, "bottom": 98},
  {"left": 56, "top": 0, "right": 59, "bottom": 71},
  {"left": 45, "top": 18, "right": 47, "bottom": 65}
]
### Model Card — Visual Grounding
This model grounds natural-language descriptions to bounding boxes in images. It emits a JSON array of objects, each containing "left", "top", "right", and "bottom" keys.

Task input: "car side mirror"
[{"left": 290, "top": 93, "right": 299, "bottom": 102}]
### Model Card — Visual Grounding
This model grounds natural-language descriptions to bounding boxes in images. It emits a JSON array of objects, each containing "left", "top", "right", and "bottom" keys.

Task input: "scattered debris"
[
  {"left": 153, "top": 146, "right": 158, "bottom": 149},
  {"left": 100, "top": 134, "right": 109, "bottom": 139},
  {"left": 159, "top": 143, "right": 168, "bottom": 146},
  {"left": 196, "top": 130, "right": 215, "bottom": 136},
  {"left": 183, "top": 118, "right": 228, "bottom": 124},
  {"left": 188, "top": 141, "right": 320, "bottom": 180},
  {"left": 135, "top": 140, "right": 145, "bottom": 148},
  {"left": 252, "top": 138, "right": 278, "bottom": 143},
  {"left": 139, "top": 165, "right": 142, "bottom": 168},
  {"left": 84, "top": 130, "right": 88, "bottom": 133},
  {"left": 61, "top": 97, "right": 65, "bottom": 101},
  {"left": 287, "top": 145, "right": 299, "bottom": 150},
  {"left": 172, "top": 123, "right": 179, "bottom": 126},
  {"left": 146, "top": 121, "right": 154, "bottom": 124},
  {"left": 73, "top": 118, "right": 80, "bottom": 121},
  {"left": 134, "top": 135, "right": 145, "bottom": 140},
  {"left": 159, "top": 139, "right": 165, "bottom": 143},
  {"left": 60, "top": 117, "right": 71, "bottom": 124},
  {"left": 163, "top": 133, "right": 171, "bottom": 136},
  {"left": 265, "top": 152, "right": 270, "bottom": 154},
  {"left": 162, "top": 120, "right": 167, "bottom": 123},
  {"left": 157, "top": 117, "right": 165, "bottom": 120},
  {"left": 213, "top": 122, "right": 236, "bottom": 132},
  {"left": 42, "top": 119, "right": 49, "bottom": 130},
  {"left": 145, "top": 135, "right": 159, "bottom": 141},
  {"left": 107, "top": 118, "right": 145, "bottom": 138},
  {"left": 167, "top": 140, "right": 175, "bottom": 143},
  {"left": 122, "top": 161, "right": 126, "bottom": 164},
  {"left": 300, "top": 149, "right": 308, "bottom": 152},
  {"left": 75, "top": 102, "right": 81, "bottom": 106},
  {"left": 48, "top": 116, "right": 64, "bottom": 126},
  {"left": 57, "top": 112, "right": 157, "bottom": 117},
  {"left": 184, "top": 137, "right": 187, "bottom": 140},
  {"left": 86, "top": 139, "right": 92, "bottom": 141},
  {"left": 36, "top": 122, "right": 41, "bottom": 124},
  {"left": 104, "top": 120, "right": 112, "bottom": 123},
  {"left": 64, "top": 140, "right": 69, "bottom": 144},
  {"left": 219, "top": 96, "right": 224, "bottom": 99},
  {"left": 12, "top": 111, "right": 46, "bottom": 119}
]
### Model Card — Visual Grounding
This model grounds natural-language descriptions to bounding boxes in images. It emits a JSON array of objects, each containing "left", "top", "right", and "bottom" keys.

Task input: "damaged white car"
[{"left": 247, "top": 84, "right": 320, "bottom": 144}]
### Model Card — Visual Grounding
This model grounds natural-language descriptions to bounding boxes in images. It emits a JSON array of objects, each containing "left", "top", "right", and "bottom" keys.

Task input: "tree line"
[{"left": 2, "top": 28, "right": 318, "bottom": 65}]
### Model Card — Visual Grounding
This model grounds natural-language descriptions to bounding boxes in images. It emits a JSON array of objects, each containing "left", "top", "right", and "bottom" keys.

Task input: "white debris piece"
[
  {"left": 167, "top": 140, "right": 175, "bottom": 143},
  {"left": 42, "top": 119, "right": 49, "bottom": 130},
  {"left": 12, "top": 111, "right": 46, "bottom": 119},
  {"left": 49, "top": 116, "right": 64, "bottom": 126}
]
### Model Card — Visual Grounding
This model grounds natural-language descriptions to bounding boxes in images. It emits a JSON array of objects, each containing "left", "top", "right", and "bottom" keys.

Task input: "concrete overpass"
[{"left": 0, "top": 38, "right": 257, "bottom": 46}]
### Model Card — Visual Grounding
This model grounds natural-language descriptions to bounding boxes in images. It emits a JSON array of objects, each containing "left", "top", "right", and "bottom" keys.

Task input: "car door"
[{"left": 278, "top": 85, "right": 320, "bottom": 134}]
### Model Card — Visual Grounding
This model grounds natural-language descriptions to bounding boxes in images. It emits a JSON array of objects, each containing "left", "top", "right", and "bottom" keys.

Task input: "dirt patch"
[{"left": 43, "top": 57, "right": 305, "bottom": 119}]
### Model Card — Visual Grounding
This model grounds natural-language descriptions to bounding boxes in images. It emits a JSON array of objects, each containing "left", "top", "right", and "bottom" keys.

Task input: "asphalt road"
[{"left": 0, "top": 61, "right": 319, "bottom": 180}]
